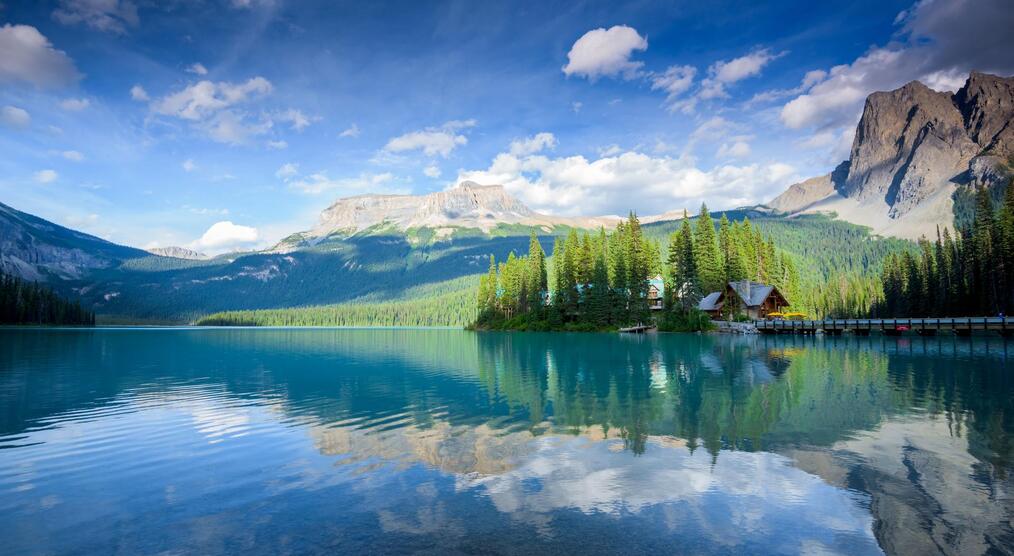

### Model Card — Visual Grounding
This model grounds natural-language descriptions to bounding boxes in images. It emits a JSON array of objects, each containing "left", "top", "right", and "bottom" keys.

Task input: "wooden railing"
[{"left": 753, "top": 317, "right": 1013, "bottom": 335}]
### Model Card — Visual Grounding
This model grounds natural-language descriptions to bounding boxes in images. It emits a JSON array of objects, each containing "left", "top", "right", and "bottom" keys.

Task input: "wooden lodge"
[
  {"left": 698, "top": 280, "right": 789, "bottom": 320},
  {"left": 647, "top": 276, "right": 664, "bottom": 311}
]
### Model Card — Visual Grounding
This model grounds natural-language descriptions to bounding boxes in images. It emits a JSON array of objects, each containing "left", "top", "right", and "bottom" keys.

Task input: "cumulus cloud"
[
  {"left": 150, "top": 77, "right": 276, "bottom": 145},
  {"left": 657, "top": 49, "right": 781, "bottom": 113},
  {"left": 717, "top": 141, "right": 752, "bottom": 159},
  {"left": 339, "top": 123, "right": 360, "bottom": 138},
  {"left": 34, "top": 169, "right": 59, "bottom": 183},
  {"left": 285, "top": 171, "right": 401, "bottom": 195},
  {"left": 384, "top": 120, "right": 476, "bottom": 158},
  {"left": 191, "top": 221, "right": 259, "bottom": 252},
  {"left": 508, "top": 132, "right": 557, "bottom": 157},
  {"left": 182, "top": 158, "right": 196, "bottom": 172},
  {"left": 62, "top": 150, "right": 85, "bottom": 161},
  {"left": 456, "top": 140, "right": 797, "bottom": 217},
  {"left": 571, "top": 101, "right": 583, "bottom": 113},
  {"left": 562, "top": 25, "right": 648, "bottom": 81},
  {"left": 1, "top": 105, "right": 31, "bottom": 129},
  {"left": 52, "top": 0, "right": 139, "bottom": 34},
  {"left": 780, "top": 0, "right": 1014, "bottom": 132},
  {"left": 152, "top": 77, "right": 272, "bottom": 121},
  {"left": 423, "top": 164, "right": 441, "bottom": 178},
  {"left": 650, "top": 65, "right": 696, "bottom": 105},
  {"left": 275, "top": 108, "right": 311, "bottom": 131},
  {"left": 186, "top": 62, "right": 208, "bottom": 75},
  {"left": 0, "top": 24, "right": 82, "bottom": 88},
  {"left": 129, "top": 84, "right": 149, "bottom": 101},
  {"left": 275, "top": 162, "right": 298, "bottom": 179},
  {"left": 266, "top": 140, "right": 287, "bottom": 149},
  {"left": 59, "top": 97, "right": 89, "bottom": 111}
]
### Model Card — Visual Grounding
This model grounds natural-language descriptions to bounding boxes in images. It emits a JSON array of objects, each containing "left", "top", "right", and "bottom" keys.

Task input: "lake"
[{"left": 1, "top": 329, "right": 1011, "bottom": 555}]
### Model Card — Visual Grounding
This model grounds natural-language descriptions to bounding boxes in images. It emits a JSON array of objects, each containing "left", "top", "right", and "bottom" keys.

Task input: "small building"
[
  {"left": 698, "top": 280, "right": 789, "bottom": 320},
  {"left": 698, "top": 291, "right": 724, "bottom": 318},
  {"left": 647, "top": 275, "right": 664, "bottom": 310}
]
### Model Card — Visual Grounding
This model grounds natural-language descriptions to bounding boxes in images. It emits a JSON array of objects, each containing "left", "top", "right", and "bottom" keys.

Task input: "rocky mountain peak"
[{"left": 768, "top": 72, "right": 1014, "bottom": 240}]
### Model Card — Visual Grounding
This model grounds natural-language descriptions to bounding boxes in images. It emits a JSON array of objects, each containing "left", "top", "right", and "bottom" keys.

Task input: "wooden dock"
[
  {"left": 619, "top": 324, "right": 655, "bottom": 334},
  {"left": 754, "top": 316, "right": 1014, "bottom": 336}
]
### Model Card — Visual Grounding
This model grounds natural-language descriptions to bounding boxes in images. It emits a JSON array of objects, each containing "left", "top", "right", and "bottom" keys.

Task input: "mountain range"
[
  {"left": 0, "top": 71, "right": 1010, "bottom": 322},
  {"left": 768, "top": 71, "right": 1013, "bottom": 239}
]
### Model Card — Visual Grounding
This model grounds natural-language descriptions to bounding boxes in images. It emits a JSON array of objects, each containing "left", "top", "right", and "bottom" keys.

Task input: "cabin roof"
[
  {"left": 728, "top": 280, "right": 775, "bottom": 307},
  {"left": 698, "top": 291, "right": 723, "bottom": 311}
]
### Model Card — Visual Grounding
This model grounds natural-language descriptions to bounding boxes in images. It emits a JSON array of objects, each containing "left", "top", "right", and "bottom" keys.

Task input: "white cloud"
[
  {"left": 1, "top": 105, "right": 31, "bottom": 129},
  {"left": 650, "top": 65, "right": 697, "bottom": 107},
  {"left": 423, "top": 164, "right": 441, "bottom": 178},
  {"left": 339, "top": 123, "right": 360, "bottom": 138},
  {"left": 598, "top": 144, "right": 623, "bottom": 157},
  {"left": 191, "top": 221, "right": 259, "bottom": 252},
  {"left": 286, "top": 171, "right": 401, "bottom": 195},
  {"left": 52, "top": 0, "right": 138, "bottom": 35},
  {"left": 59, "top": 97, "right": 89, "bottom": 111},
  {"left": 129, "top": 84, "right": 149, "bottom": 101},
  {"left": 266, "top": 140, "right": 288, "bottom": 149},
  {"left": 182, "top": 159, "right": 197, "bottom": 172},
  {"left": 148, "top": 77, "right": 315, "bottom": 145},
  {"left": 0, "top": 24, "right": 81, "bottom": 88},
  {"left": 204, "top": 110, "right": 273, "bottom": 145},
  {"left": 717, "top": 141, "right": 751, "bottom": 159},
  {"left": 780, "top": 0, "right": 1014, "bottom": 131},
  {"left": 275, "top": 108, "right": 311, "bottom": 131},
  {"left": 152, "top": 77, "right": 272, "bottom": 121},
  {"left": 508, "top": 132, "right": 557, "bottom": 157},
  {"left": 660, "top": 49, "right": 782, "bottom": 113},
  {"left": 456, "top": 141, "right": 798, "bottom": 217},
  {"left": 571, "top": 101, "right": 583, "bottom": 113},
  {"left": 712, "top": 49, "right": 782, "bottom": 84},
  {"left": 34, "top": 169, "right": 59, "bottom": 183},
  {"left": 62, "top": 150, "right": 85, "bottom": 161},
  {"left": 186, "top": 62, "right": 208, "bottom": 75},
  {"left": 384, "top": 120, "right": 476, "bottom": 158},
  {"left": 275, "top": 162, "right": 298, "bottom": 179},
  {"left": 562, "top": 25, "right": 648, "bottom": 81},
  {"left": 698, "top": 49, "right": 783, "bottom": 102}
]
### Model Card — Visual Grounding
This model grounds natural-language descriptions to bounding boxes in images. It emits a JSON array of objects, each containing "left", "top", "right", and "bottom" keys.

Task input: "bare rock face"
[
  {"left": 280, "top": 181, "right": 648, "bottom": 250},
  {"left": 0, "top": 201, "right": 147, "bottom": 281},
  {"left": 147, "top": 246, "right": 208, "bottom": 260},
  {"left": 312, "top": 181, "right": 536, "bottom": 237},
  {"left": 768, "top": 72, "right": 1014, "bottom": 239},
  {"left": 954, "top": 71, "right": 1014, "bottom": 156},
  {"left": 767, "top": 161, "right": 848, "bottom": 213},
  {"left": 844, "top": 81, "right": 979, "bottom": 217}
]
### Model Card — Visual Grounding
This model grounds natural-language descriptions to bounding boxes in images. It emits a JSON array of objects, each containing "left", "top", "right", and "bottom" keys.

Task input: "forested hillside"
[
  {"left": 0, "top": 270, "right": 94, "bottom": 325},
  {"left": 877, "top": 182, "right": 1014, "bottom": 317}
]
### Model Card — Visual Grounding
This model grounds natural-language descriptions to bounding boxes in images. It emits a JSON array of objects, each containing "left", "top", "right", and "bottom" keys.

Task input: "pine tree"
[{"left": 694, "top": 204, "right": 723, "bottom": 293}]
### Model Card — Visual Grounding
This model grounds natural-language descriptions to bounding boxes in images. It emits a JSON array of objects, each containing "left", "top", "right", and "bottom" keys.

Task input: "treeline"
[
  {"left": 876, "top": 183, "right": 1014, "bottom": 317},
  {"left": 197, "top": 288, "right": 475, "bottom": 327},
  {"left": 0, "top": 270, "right": 95, "bottom": 325},
  {"left": 472, "top": 207, "right": 801, "bottom": 331}
]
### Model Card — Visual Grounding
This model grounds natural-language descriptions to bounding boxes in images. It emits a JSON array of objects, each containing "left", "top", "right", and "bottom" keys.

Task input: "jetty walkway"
[{"left": 753, "top": 316, "right": 1013, "bottom": 336}]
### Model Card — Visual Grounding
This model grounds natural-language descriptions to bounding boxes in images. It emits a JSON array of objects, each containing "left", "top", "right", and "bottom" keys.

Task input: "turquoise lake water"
[{"left": 0, "top": 328, "right": 1011, "bottom": 555}]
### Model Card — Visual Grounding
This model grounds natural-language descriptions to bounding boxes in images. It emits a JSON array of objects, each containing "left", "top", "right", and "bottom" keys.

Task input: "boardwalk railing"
[{"left": 753, "top": 317, "right": 1013, "bottom": 336}]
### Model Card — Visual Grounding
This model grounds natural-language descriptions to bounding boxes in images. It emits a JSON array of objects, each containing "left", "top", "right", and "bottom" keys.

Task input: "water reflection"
[{"left": 0, "top": 329, "right": 1011, "bottom": 555}]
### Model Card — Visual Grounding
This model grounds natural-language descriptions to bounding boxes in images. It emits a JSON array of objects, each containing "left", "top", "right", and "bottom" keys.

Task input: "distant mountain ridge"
[
  {"left": 0, "top": 201, "right": 148, "bottom": 281},
  {"left": 768, "top": 72, "right": 1014, "bottom": 239},
  {"left": 273, "top": 181, "right": 683, "bottom": 251}
]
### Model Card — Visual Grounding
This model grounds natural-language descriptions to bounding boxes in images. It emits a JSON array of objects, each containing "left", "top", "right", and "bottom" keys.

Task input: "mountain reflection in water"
[{"left": 0, "top": 329, "right": 1011, "bottom": 555}]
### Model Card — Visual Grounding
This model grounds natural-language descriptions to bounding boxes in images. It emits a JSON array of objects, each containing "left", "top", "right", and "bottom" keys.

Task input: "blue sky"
[{"left": 1, "top": 0, "right": 1012, "bottom": 253}]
